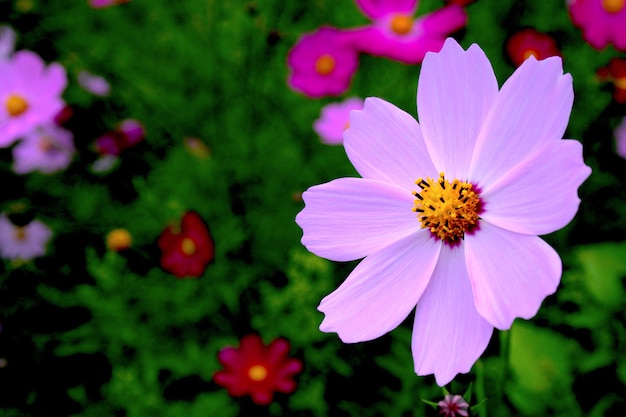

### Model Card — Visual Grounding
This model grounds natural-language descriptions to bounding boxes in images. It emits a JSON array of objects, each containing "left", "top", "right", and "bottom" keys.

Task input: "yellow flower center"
[
  {"left": 522, "top": 48, "right": 539, "bottom": 60},
  {"left": 248, "top": 364, "right": 268, "bottom": 382},
  {"left": 412, "top": 173, "right": 481, "bottom": 242},
  {"left": 602, "top": 0, "right": 624, "bottom": 13},
  {"left": 14, "top": 227, "right": 27, "bottom": 241},
  {"left": 390, "top": 14, "right": 413, "bottom": 35},
  {"left": 106, "top": 228, "right": 132, "bottom": 251},
  {"left": 181, "top": 237, "right": 196, "bottom": 255},
  {"left": 315, "top": 54, "right": 336, "bottom": 76},
  {"left": 6, "top": 94, "right": 29, "bottom": 117},
  {"left": 614, "top": 76, "right": 626, "bottom": 90}
]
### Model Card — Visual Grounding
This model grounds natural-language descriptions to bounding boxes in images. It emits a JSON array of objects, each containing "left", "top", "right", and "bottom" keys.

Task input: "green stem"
[{"left": 474, "top": 359, "right": 488, "bottom": 417}]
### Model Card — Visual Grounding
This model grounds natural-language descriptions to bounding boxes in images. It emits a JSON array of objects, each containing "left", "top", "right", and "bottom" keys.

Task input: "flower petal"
[
  {"left": 469, "top": 56, "right": 573, "bottom": 188},
  {"left": 319, "top": 230, "right": 441, "bottom": 343},
  {"left": 412, "top": 246, "right": 493, "bottom": 386},
  {"left": 344, "top": 97, "right": 437, "bottom": 190},
  {"left": 296, "top": 177, "right": 418, "bottom": 262},
  {"left": 355, "top": 0, "right": 417, "bottom": 19},
  {"left": 480, "top": 139, "right": 591, "bottom": 235},
  {"left": 465, "top": 222, "right": 561, "bottom": 330},
  {"left": 417, "top": 38, "right": 498, "bottom": 179}
]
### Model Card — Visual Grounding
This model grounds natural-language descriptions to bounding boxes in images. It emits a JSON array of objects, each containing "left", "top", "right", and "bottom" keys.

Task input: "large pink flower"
[
  {"left": 0, "top": 50, "right": 67, "bottom": 147},
  {"left": 350, "top": 0, "right": 467, "bottom": 64},
  {"left": 569, "top": 0, "right": 626, "bottom": 50},
  {"left": 295, "top": 38, "right": 591, "bottom": 385},
  {"left": 287, "top": 27, "right": 361, "bottom": 98}
]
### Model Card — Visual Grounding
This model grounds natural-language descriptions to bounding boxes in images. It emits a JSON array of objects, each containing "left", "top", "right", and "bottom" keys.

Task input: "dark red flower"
[
  {"left": 158, "top": 211, "right": 214, "bottom": 278},
  {"left": 597, "top": 58, "right": 626, "bottom": 102},
  {"left": 94, "top": 119, "right": 145, "bottom": 156},
  {"left": 444, "top": 0, "right": 476, "bottom": 5},
  {"left": 214, "top": 334, "right": 303, "bottom": 405},
  {"left": 506, "top": 28, "right": 561, "bottom": 67}
]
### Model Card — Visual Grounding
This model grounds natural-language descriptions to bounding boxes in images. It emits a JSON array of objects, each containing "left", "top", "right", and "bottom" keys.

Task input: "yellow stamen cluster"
[
  {"left": 602, "top": 0, "right": 624, "bottom": 13},
  {"left": 248, "top": 364, "right": 268, "bottom": 382},
  {"left": 412, "top": 173, "right": 481, "bottom": 242},
  {"left": 181, "top": 237, "right": 196, "bottom": 255},
  {"left": 390, "top": 14, "right": 413, "bottom": 35},
  {"left": 315, "top": 54, "right": 336, "bottom": 76},
  {"left": 6, "top": 94, "right": 29, "bottom": 117}
]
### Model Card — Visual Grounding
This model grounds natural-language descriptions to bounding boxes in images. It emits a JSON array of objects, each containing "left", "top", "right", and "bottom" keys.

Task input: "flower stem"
[{"left": 474, "top": 359, "right": 487, "bottom": 417}]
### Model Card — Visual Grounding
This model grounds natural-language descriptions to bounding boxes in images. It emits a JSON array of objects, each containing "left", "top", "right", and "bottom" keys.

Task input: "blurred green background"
[{"left": 1, "top": 0, "right": 626, "bottom": 416}]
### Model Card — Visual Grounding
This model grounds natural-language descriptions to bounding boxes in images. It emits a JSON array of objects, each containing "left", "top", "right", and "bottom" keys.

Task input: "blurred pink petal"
[
  {"left": 77, "top": 70, "right": 110, "bottom": 96},
  {"left": 569, "top": 0, "right": 626, "bottom": 50},
  {"left": 354, "top": 0, "right": 417, "bottom": 19},
  {"left": 0, "top": 26, "right": 16, "bottom": 60},
  {"left": 615, "top": 116, "right": 626, "bottom": 158},
  {"left": 313, "top": 97, "right": 363, "bottom": 145},
  {"left": 13, "top": 124, "right": 75, "bottom": 174},
  {"left": 89, "top": 0, "right": 131, "bottom": 8}
]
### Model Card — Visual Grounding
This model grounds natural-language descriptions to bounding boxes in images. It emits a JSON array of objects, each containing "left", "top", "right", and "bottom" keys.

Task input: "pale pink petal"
[
  {"left": 319, "top": 230, "right": 441, "bottom": 342},
  {"left": 615, "top": 116, "right": 626, "bottom": 159},
  {"left": 480, "top": 139, "right": 591, "bottom": 235},
  {"left": 417, "top": 38, "right": 498, "bottom": 179},
  {"left": 412, "top": 246, "right": 493, "bottom": 386},
  {"left": 296, "top": 177, "right": 418, "bottom": 262},
  {"left": 465, "top": 222, "right": 561, "bottom": 330},
  {"left": 344, "top": 97, "right": 437, "bottom": 191},
  {"left": 13, "top": 50, "right": 45, "bottom": 92},
  {"left": 354, "top": 0, "right": 417, "bottom": 19},
  {"left": 469, "top": 56, "right": 573, "bottom": 189}
]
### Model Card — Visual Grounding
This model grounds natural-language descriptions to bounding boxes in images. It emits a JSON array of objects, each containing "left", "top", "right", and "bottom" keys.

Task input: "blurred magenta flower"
[
  {"left": 350, "top": 0, "right": 467, "bottom": 64},
  {"left": 614, "top": 116, "right": 626, "bottom": 158},
  {"left": 506, "top": 28, "right": 561, "bottom": 67},
  {"left": 438, "top": 394, "right": 470, "bottom": 417},
  {"left": 0, "top": 214, "right": 52, "bottom": 261},
  {"left": 0, "top": 50, "right": 67, "bottom": 147},
  {"left": 313, "top": 97, "right": 364, "bottom": 145},
  {"left": 287, "top": 27, "right": 360, "bottom": 98},
  {"left": 444, "top": 0, "right": 476, "bottom": 4},
  {"left": 569, "top": 0, "right": 626, "bottom": 50},
  {"left": 89, "top": 0, "right": 131, "bottom": 8},
  {"left": 12, "top": 124, "right": 75, "bottom": 174},
  {"left": 597, "top": 58, "right": 626, "bottom": 102},
  {"left": 158, "top": 211, "right": 214, "bottom": 278},
  {"left": 296, "top": 38, "right": 591, "bottom": 385},
  {"left": 0, "top": 26, "right": 16, "bottom": 61},
  {"left": 214, "top": 334, "right": 303, "bottom": 405},
  {"left": 94, "top": 118, "right": 144, "bottom": 156},
  {"left": 77, "top": 70, "right": 110, "bottom": 97}
]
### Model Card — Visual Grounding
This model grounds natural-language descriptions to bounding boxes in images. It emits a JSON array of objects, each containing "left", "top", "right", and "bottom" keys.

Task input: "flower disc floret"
[
  {"left": 6, "top": 94, "right": 28, "bottom": 116},
  {"left": 390, "top": 15, "right": 413, "bottom": 35},
  {"left": 603, "top": 0, "right": 624, "bottom": 13},
  {"left": 413, "top": 173, "right": 480, "bottom": 242}
]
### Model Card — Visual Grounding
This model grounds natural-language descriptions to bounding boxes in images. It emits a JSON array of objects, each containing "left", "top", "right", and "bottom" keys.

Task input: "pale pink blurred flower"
[
  {"left": 350, "top": 0, "right": 467, "bottom": 64},
  {"left": 296, "top": 38, "right": 591, "bottom": 385},
  {"left": 287, "top": 27, "right": 361, "bottom": 98},
  {"left": 0, "top": 26, "right": 16, "bottom": 61},
  {"left": 0, "top": 50, "right": 67, "bottom": 147},
  {"left": 89, "top": 0, "right": 131, "bottom": 8},
  {"left": 12, "top": 124, "right": 75, "bottom": 174},
  {"left": 614, "top": 116, "right": 626, "bottom": 159},
  {"left": 0, "top": 214, "right": 52, "bottom": 260},
  {"left": 77, "top": 70, "right": 110, "bottom": 96},
  {"left": 313, "top": 97, "right": 364, "bottom": 145},
  {"left": 438, "top": 394, "right": 469, "bottom": 417},
  {"left": 569, "top": 0, "right": 626, "bottom": 50}
]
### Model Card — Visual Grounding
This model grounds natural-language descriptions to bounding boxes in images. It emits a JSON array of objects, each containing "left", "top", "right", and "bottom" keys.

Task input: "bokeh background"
[{"left": 1, "top": 0, "right": 626, "bottom": 416}]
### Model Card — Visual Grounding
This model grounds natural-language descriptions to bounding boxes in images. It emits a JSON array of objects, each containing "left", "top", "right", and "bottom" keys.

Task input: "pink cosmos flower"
[
  {"left": 89, "top": 0, "right": 131, "bottom": 8},
  {"left": 350, "top": 0, "right": 467, "bottom": 64},
  {"left": 77, "top": 70, "right": 110, "bottom": 97},
  {"left": 506, "top": 28, "right": 561, "bottom": 67},
  {"left": 313, "top": 97, "right": 364, "bottom": 145},
  {"left": 0, "top": 214, "right": 52, "bottom": 260},
  {"left": 214, "top": 334, "right": 303, "bottom": 405},
  {"left": 287, "top": 27, "right": 361, "bottom": 98},
  {"left": 438, "top": 394, "right": 469, "bottom": 417},
  {"left": 295, "top": 38, "right": 591, "bottom": 385},
  {"left": 614, "top": 116, "right": 626, "bottom": 159},
  {"left": 0, "top": 50, "right": 67, "bottom": 147},
  {"left": 12, "top": 124, "right": 75, "bottom": 174},
  {"left": 569, "top": 0, "right": 626, "bottom": 50}
]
